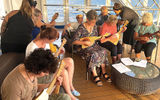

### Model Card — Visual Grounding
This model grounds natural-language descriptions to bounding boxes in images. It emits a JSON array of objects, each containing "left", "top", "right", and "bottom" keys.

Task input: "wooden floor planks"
[
  {"left": 66, "top": 42, "right": 160, "bottom": 100},
  {"left": 60, "top": 28, "right": 160, "bottom": 100}
]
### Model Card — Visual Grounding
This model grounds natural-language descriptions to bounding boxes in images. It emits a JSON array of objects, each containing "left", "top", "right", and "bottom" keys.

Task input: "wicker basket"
[{"left": 111, "top": 63, "right": 160, "bottom": 95}]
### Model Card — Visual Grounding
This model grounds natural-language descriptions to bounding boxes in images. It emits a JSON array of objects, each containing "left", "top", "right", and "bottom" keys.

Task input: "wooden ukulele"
[
  {"left": 101, "top": 20, "right": 129, "bottom": 45},
  {"left": 50, "top": 38, "right": 67, "bottom": 57},
  {"left": 34, "top": 38, "right": 67, "bottom": 100},
  {"left": 34, "top": 60, "right": 65, "bottom": 100},
  {"left": 51, "top": 13, "right": 59, "bottom": 22},
  {"left": 50, "top": 38, "right": 66, "bottom": 94},
  {"left": 139, "top": 30, "right": 160, "bottom": 44},
  {"left": 80, "top": 32, "right": 111, "bottom": 49}
]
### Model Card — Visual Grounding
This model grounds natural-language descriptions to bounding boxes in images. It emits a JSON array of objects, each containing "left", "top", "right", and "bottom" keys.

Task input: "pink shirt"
[{"left": 100, "top": 22, "right": 117, "bottom": 35}]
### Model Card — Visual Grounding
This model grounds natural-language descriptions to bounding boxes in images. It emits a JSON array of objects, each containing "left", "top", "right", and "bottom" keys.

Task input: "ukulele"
[
  {"left": 34, "top": 60, "right": 65, "bottom": 100},
  {"left": 51, "top": 38, "right": 67, "bottom": 57},
  {"left": 139, "top": 30, "right": 160, "bottom": 44},
  {"left": 51, "top": 13, "right": 59, "bottom": 22},
  {"left": 101, "top": 20, "right": 129, "bottom": 45},
  {"left": 80, "top": 32, "right": 111, "bottom": 49},
  {"left": 34, "top": 38, "right": 66, "bottom": 100}
]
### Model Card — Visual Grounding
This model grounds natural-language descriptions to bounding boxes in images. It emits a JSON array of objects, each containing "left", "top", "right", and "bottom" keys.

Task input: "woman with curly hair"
[
  {"left": 26, "top": 27, "right": 79, "bottom": 100},
  {"left": 1, "top": 48, "right": 71, "bottom": 100}
]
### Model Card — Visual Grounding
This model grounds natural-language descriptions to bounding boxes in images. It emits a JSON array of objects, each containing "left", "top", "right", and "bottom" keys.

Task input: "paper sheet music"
[
  {"left": 133, "top": 60, "right": 147, "bottom": 68},
  {"left": 112, "top": 63, "right": 131, "bottom": 73},
  {"left": 121, "top": 58, "right": 134, "bottom": 65}
]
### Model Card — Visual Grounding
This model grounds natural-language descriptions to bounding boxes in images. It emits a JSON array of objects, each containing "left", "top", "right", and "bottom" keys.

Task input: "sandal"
[
  {"left": 103, "top": 73, "right": 111, "bottom": 82},
  {"left": 93, "top": 76, "right": 103, "bottom": 87}
]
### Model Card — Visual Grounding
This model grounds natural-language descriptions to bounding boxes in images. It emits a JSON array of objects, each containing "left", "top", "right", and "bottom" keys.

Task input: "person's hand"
[
  {"left": 122, "top": 26, "right": 127, "bottom": 32},
  {"left": 83, "top": 40, "right": 94, "bottom": 47},
  {"left": 101, "top": 35, "right": 105, "bottom": 40},
  {"left": 59, "top": 47, "right": 65, "bottom": 55},
  {"left": 118, "top": 20, "right": 124, "bottom": 25},
  {"left": 64, "top": 24, "right": 71, "bottom": 30},
  {"left": 156, "top": 32, "right": 160, "bottom": 38},
  {"left": 67, "top": 24, "right": 71, "bottom": 27},
  {"left": 56, "top": 76, "right": 63, "bottom": 85},
  {"left": 50, "top": 21, "right": 56, "bottom": 26},
  {"left": 140, "top": 37, "right": 150, "bottom": 42}
]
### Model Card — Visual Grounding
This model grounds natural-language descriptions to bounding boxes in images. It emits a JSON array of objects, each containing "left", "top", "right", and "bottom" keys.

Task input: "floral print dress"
[{"left": 73, "top": 24, "right": 109, "bottom": 70}]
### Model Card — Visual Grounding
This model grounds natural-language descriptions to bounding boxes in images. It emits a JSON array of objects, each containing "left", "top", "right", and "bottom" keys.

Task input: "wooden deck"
[{"left": 66, "top": 43, "right": 160, "bottom": 100}]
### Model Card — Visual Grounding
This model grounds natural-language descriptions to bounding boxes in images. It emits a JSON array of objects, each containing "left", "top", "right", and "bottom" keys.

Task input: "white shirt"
[
  {"left": 25, "top": 41, "right": 50, "bottom": 57},
  {"left": 67, "top": 22, "right": 80, "bottom": 32}
]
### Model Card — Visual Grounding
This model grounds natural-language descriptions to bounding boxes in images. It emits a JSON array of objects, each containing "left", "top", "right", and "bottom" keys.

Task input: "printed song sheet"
[
  {"left": 112, "top": 63, "right": 131, "bottom": 73},
  {"left": 133, "top": 60, "right": 147, "bottom": 68},
  {"left": 121, "top": 58, "right": 134, "bottom": 65}
]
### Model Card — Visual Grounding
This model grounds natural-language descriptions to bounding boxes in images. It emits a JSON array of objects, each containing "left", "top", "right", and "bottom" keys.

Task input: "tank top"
[{"left": 1, "top": 11, "right": 34, "bottom": 45}]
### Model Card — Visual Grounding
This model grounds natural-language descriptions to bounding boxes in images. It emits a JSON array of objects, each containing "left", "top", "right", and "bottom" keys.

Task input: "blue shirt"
[
  {"left": 32, "top": 20, "right": 45, "bottom": 40},
  {"left": 32, "top": 27, "right": 40, "bottom": 40}
]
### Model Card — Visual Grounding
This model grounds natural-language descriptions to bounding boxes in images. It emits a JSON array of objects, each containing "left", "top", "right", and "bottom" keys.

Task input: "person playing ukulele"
[{"left": 134, "top": 13, "right": 160, "bottom": 62}]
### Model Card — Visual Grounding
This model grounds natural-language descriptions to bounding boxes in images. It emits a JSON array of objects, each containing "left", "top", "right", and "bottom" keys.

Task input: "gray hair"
[
  {"left": 33, "top": 8, "right": 41, "bottom": 17},
  {"left": 86, "top": 10, "right": 97, "bottom": 21},
  {"left": 32, "top": 8, "right": 41, "bottom": 25},
  {"left": 142, "top": 12, "right": 153, "bottom": 24},
  {"left": 107, "top": 15, "right": 118, "bottom": 23},
  {"left": 101, "top": 6, "right": 108, "bottom": 11}
]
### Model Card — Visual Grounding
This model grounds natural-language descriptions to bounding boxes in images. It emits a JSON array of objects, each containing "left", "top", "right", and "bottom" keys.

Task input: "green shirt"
[{"left": 134, "top": 24, "right": 159, "bottom": 44}]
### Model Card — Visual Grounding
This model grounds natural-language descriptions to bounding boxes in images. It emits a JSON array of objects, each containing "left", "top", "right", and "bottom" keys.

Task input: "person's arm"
[
  {"left": 35, "top": 20, "right": 52, "bottom": 28},
  {"left": 58, "top": 47, "right": 65, "bottom": 56},
  {"left": 100, "top": 37, "right": 108, "bottom": 43},
  {"left": 35, "top": 13, "right": 59, "bottom": 28},
  {"left": 62, "top": 23, "right": 71, "bottom": 36},
  {"left": 1, "top": 81, "right": 21, "bottom": 100},
  {"left": 134, "top": 24, "right": 149, "bottom": 42},
  {"left": 73, "top": 37, "right": 94, "bottom": 47},
  {"left": 156, "top": 32, "right": 160, "bottom": 38},
  {"left": 134, "top": 24, "right": 141, "bottom": 41},
  {"left": 37, "top": 84, "right": 50, "bottom": 92},
  {"left": 134, "top": 24, "right": 142, "bottom": 41},
  {"left": 120, "top": 26, "right": 127, "bottom": 33},
  {"left": 134, "top": 32, "right": 149, "bottom": 42},
  {"left": 1, "top": 10, "right": 18, "bottom": 34},
  {"left": 72, "top": 26, "right": 93, "bottom": 47},
  {"left": 73, "top": 40, "right": 85, "bottom": 45},
  {"left": 37, "top": 76, "right": 63, "bottom": 92},
  {"left": 134, "top": 32, "right": 141, "bottom": 41}
]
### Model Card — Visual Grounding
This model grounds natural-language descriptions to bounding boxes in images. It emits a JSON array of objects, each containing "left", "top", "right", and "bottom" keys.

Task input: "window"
[
  {"left": 46, "top": 0, "right": 64, "bottom": 22},
  {"left": 69, "top": 0, "right": 84, "bottom": 22}
]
